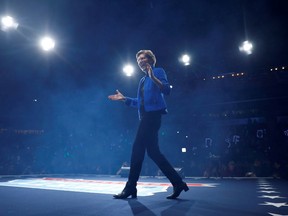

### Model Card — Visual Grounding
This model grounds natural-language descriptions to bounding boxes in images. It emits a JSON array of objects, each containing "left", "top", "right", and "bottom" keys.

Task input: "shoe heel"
[
  {"left": 183, "top": 184, "right": 189, "bottom": 192},
  {"left": 131, "top": 190, "right": 137, "bottom": 198}
]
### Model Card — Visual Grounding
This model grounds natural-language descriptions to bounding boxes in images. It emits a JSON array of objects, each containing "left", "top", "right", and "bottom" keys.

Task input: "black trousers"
[{"left": 127, "top": 111, "right": 182, "bottom": 186}]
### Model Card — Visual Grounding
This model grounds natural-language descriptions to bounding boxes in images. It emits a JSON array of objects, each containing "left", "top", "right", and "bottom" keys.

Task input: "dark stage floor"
[{"left": 0, "top": 175, "right": 287, "bottom": 216}]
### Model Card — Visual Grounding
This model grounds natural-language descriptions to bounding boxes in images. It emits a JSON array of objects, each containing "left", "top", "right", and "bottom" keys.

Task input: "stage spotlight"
[
  {"left": 123, "top": 64, "right": 134, "bottom": 77},
  {"left": 239, "top": 40, "right": 253, "bottom": 55},
  {"left": 39, "top": 36, "right": 55, "bottom": 51},
  {"left": 181, "top": 54, "right": 191, "bottom": 66},
  {"left": 1, "top": 15, "right": 18, "bottom": 31}
]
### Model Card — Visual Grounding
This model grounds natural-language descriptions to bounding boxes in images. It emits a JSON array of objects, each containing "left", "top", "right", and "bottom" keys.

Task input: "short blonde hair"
[{"left": 136, "top": 50, "right": 156, "bottom": 66}]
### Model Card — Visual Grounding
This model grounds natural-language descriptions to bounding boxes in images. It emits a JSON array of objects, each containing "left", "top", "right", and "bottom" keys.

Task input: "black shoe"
[
  {"left": 113, "top": 187, "right": 137, "bottom": 199},
  {"left": 166, "top": 182, "right": 189, "bottom": 199}
]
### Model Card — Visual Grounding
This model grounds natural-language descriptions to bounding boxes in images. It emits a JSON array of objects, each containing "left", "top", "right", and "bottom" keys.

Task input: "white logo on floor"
[{"left": 0, "top": 178, "right": 169, "bottom": 196}]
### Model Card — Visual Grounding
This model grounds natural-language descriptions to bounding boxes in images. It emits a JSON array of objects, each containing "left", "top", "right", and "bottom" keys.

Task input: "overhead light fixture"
[
  {"left": 239, "top": 40, "right": 253, "bottom": 55},
  {"left": 1, "top": 15, "right": 19, "bottom": 31}
]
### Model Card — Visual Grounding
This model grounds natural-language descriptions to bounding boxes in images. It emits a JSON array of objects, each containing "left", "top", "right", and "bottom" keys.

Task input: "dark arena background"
[{"left": 1, "top": 1, "right": 288, "bottom": 215}]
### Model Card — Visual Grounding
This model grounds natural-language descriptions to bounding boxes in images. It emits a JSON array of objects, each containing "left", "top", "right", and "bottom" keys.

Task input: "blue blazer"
[{"left": 125, "top": 67, "right": 170, "bottom": 118}]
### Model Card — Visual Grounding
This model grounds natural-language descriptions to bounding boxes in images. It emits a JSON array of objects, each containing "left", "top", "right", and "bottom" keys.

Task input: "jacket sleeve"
[
  {"left": 124, "top": 97, "right": 138, "bottom": 108},
  {"left": 155, "top": 68, "right": 171, "bottom": 95}
]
